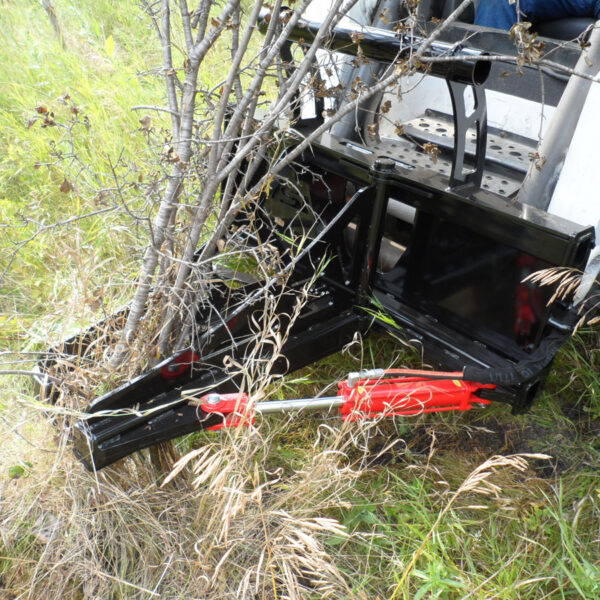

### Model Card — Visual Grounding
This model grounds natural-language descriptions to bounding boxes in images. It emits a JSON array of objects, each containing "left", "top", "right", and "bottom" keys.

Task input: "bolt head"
[
  {"left": 206, "top": 394, "right": 221, "bottom": 406},
  {"left": 374, "top": 157, "right": 396, "bottom": 172}
]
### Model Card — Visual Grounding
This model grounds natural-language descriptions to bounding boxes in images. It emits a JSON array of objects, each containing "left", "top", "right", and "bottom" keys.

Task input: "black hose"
[{"left": 463, "top": 329, "right": 568, "bottom": 386}]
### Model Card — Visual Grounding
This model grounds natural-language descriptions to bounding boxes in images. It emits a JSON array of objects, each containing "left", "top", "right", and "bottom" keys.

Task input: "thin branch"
[
  {"left": 0, "top": 370, "right": 60, "bottom": 382},
  {"left": 131, "top": 105, "right": 181, "bottom": 117},
  {"left": 161, "top": 0, "right": 181, "bottom": 141},
  {"left": 230, "top": 2, "right": 244, "bottom": 102},
  {"left": 179, "top": 0, "right": 195, "bottom": 54},
  {"left": 420, "top": 53, "right": 600, "bottom": 84},
  {"left": 193, "top": 0, "right": 212, "bottom": 45}
]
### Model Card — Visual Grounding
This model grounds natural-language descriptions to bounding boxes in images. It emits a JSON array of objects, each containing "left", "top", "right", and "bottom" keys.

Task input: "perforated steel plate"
[
  {"left": 368, "top": 138, "right": 522, "bottom": 198},
  {"left": 401, "top": 110, "right": 537, "bottom": 174}
]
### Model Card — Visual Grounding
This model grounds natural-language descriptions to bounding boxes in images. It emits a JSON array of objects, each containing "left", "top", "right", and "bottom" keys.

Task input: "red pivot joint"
[
  {"left": 199, "top": 392, "right": 254, "bottom": 430},
  {"left": 161, "top": 349, "right": 199, "bottom": 379}
]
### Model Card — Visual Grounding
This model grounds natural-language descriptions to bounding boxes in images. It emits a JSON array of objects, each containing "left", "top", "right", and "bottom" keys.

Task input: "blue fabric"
[{"left": 475, "top": 0, "right": 600, "bottom": 30}]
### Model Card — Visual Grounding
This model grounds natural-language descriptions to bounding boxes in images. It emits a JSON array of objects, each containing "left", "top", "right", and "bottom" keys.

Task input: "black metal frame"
[{"left": 36, "top": 13, "right": 595, "bottom": 470}]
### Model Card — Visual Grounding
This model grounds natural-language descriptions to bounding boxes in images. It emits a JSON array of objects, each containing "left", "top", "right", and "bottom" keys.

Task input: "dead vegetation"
[{"left": 1, "top": 382, "right": 567, "bottom": 599}]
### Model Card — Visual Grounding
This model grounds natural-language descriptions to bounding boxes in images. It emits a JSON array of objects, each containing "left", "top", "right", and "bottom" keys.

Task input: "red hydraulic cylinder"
[
  {"left": 198, "top": 373, "right": 495, "bottom": 429},
  {"left": 338, "top": 376, "right": 494, "bottom": 421}
]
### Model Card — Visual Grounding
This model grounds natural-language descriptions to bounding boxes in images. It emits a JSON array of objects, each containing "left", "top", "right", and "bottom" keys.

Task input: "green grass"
[
  {"left": 1, "top": 2, "right": 600, "bottom": 599},
  {"left": 0, "top": 0, "right": 166, "bottom": 340}
]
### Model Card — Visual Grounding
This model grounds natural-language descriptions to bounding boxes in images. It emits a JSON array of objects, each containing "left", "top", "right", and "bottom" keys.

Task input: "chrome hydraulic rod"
[{"left": 255, "top": 396, "right": 345, "bottom": 414}]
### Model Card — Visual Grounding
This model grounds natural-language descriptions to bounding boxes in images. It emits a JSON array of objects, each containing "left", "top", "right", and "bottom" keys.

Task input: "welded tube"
[
  {"left": 518, "top": 21, "right": 600, "bottom": 210},
  {"left": 258, "top": 9, "right": 491, "bottom": 85},
  {"left": 387, "top": 198, "right": 416, "bottom": 224},
  {"left": 326, "top": 0, "right": 405, "bottom": 140}
]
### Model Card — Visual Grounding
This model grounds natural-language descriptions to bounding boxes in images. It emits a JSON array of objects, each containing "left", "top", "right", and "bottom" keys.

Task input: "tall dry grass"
[{"left": 1, "top": 372, "right": 558, "bottom": 600}]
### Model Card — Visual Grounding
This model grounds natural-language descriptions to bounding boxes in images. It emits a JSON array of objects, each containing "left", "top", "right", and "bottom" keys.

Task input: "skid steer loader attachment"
[{"left": 36, "top": 3, "right": 597, "bottom": 469}]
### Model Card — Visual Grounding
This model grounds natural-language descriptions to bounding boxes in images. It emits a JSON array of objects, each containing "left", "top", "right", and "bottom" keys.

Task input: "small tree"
[{"left": 107, "top": 0, "right": 479, "bottom": 370}]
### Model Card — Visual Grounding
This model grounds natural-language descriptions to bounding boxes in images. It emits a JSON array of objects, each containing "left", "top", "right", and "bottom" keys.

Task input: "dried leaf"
[
  {"left": 139, "top": 115, "right": 151, "bottom": 131},
  {"left": 424, "top": 142, "right": 441, "bottom": 164},
  {"left": 60, "top": 178, "right": 73, "bottom": 193},
  {"left": 367, "top": 122, "right": 379, "bottom": 138}
]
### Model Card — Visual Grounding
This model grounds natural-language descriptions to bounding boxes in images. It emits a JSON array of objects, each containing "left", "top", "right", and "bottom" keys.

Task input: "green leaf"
[
  {"left": 8, "top": 461, "right": 33, "bottom": 479},
  {"left": 414, "top": 583, "right": 432, "bottom": 600},
  {"left": 8, "top": 465, "right": 25, "bottom": 479},
  {"left": 324, "top": 535, "right": 347, "bottom": 547},
  {"left": 105, "top": 35, "right": 115, "bottom": 58}
]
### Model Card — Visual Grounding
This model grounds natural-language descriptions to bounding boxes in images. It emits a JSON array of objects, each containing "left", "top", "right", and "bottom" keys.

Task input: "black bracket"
[{"left": 447, "top": 78, "right": 488, "bottom": 189}]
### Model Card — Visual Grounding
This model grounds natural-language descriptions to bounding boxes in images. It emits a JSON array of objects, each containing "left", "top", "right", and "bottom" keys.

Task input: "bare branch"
[
  {"left": 179, "top": 0, "right": 195, "bottom": 54},
  {"left": 161, "top": 0, "right": 181, "bottom": 141}
]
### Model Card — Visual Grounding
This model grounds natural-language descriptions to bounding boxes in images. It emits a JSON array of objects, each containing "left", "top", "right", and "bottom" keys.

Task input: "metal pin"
[{"left": 205, "top": 394, "right": 221, "bottom": 405}]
